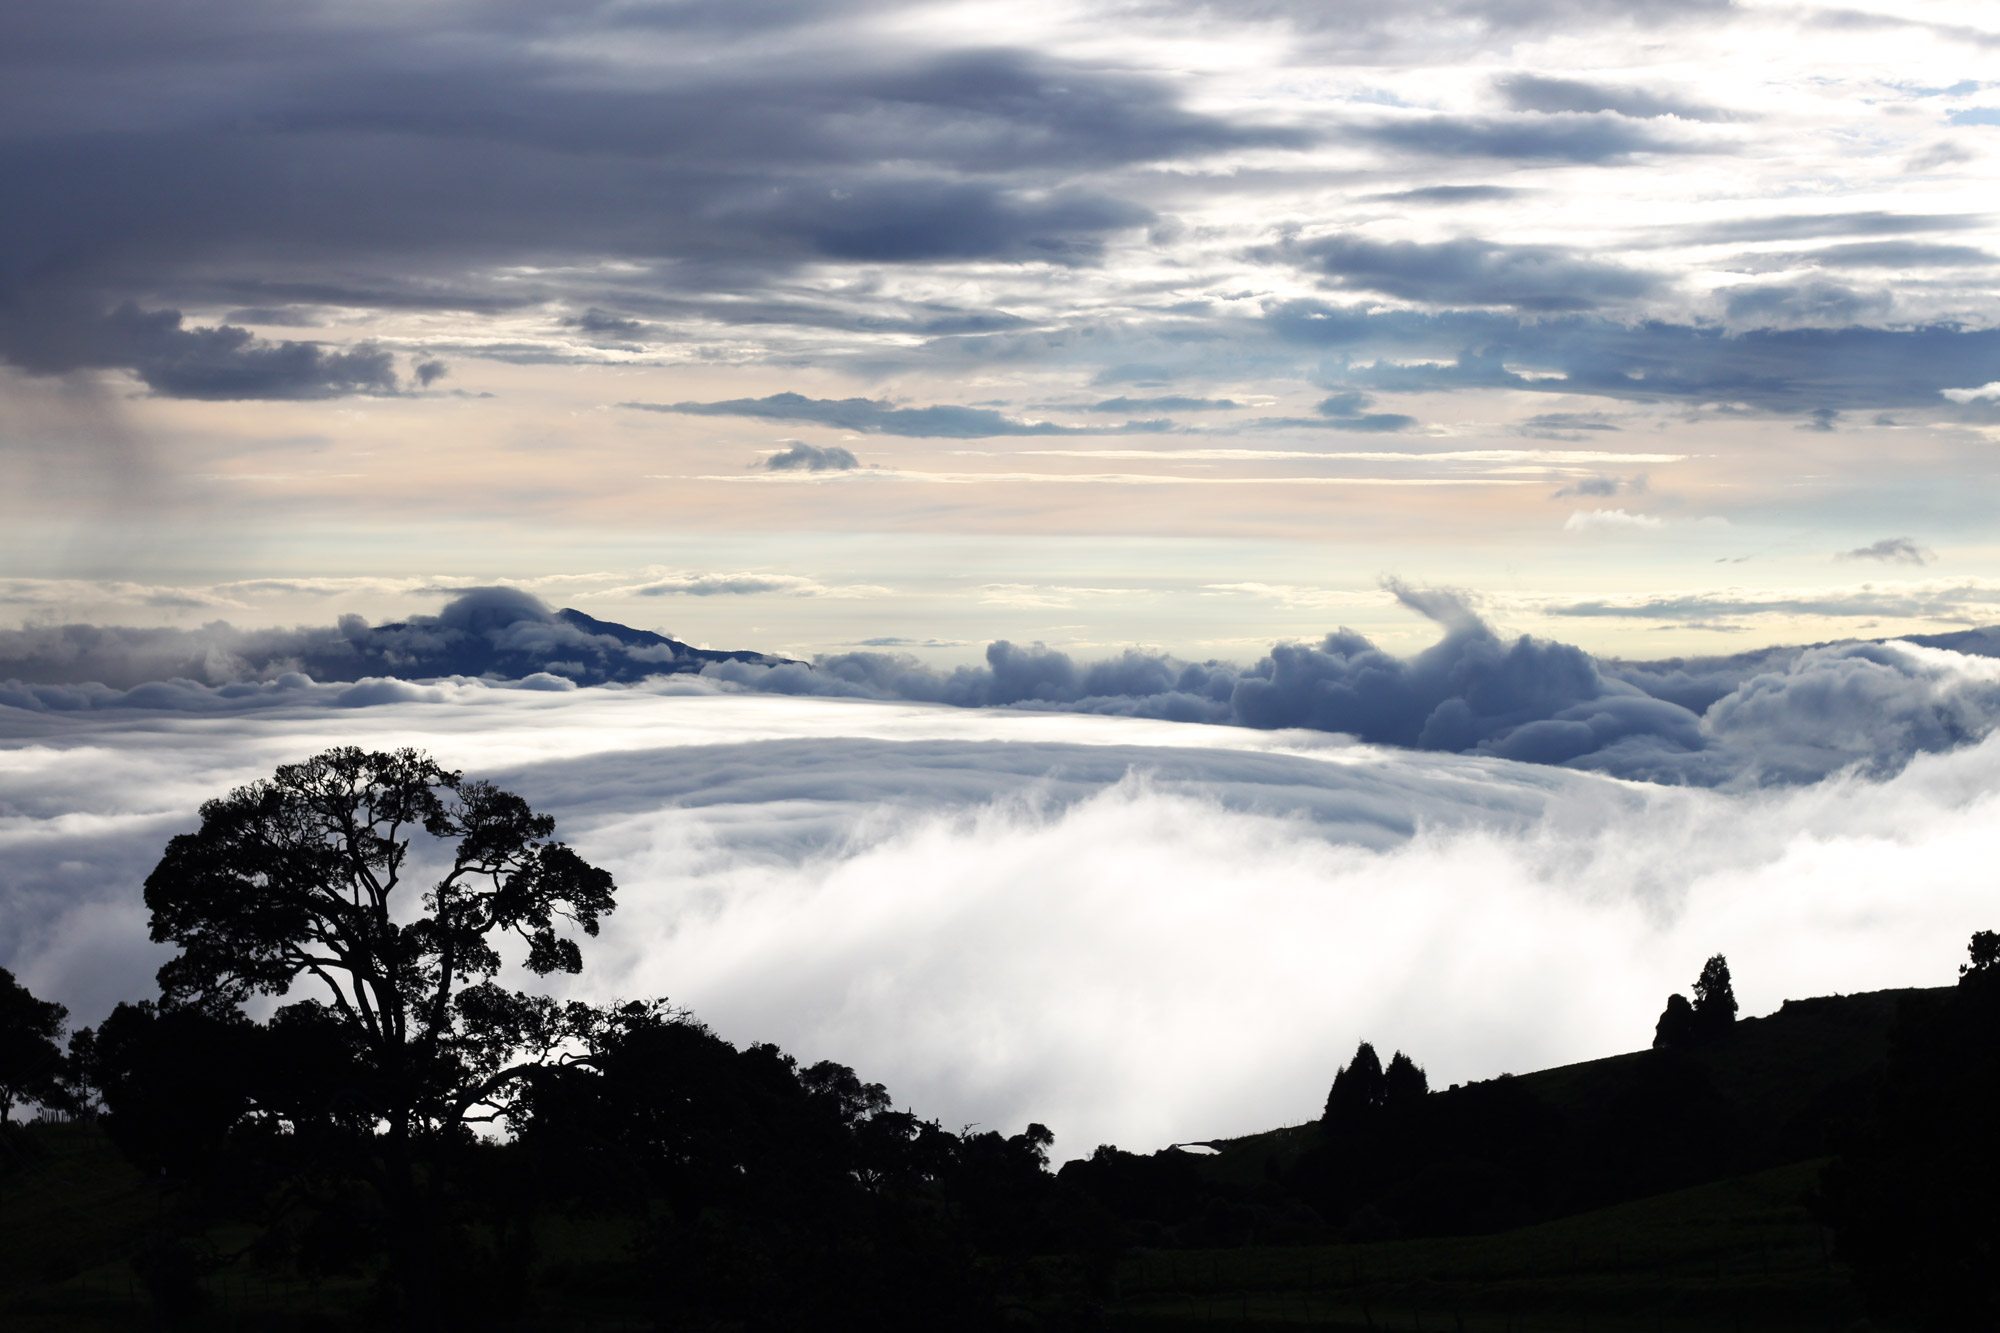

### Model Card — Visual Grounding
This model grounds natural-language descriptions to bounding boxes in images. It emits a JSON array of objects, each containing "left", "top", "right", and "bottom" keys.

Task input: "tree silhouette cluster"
[
  {"left": 1652, "top": 953, "right": 1738, "bottom": 1049},
  {"left": 13, "top": 748, "right": 1080, "bottom": 1329},
  {"left": 0, "top": 966, "right": 70, "bottom": 1118}
]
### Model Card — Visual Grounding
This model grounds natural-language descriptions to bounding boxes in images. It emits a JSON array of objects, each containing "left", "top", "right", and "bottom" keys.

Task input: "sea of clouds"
[
  {"left": 9, "top": 585, "right": 2000, "bottom": 792},
  {"left": 3, "top": 677, "right": 1997, "bottom": 1157}
]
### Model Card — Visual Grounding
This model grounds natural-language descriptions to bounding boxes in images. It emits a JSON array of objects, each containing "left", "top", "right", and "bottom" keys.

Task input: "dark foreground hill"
[
  {"left": 3, "top": 985, "right": 1970, "bottom": 1331},
  {"left": 1194, "top": 986, "right": 1919, "bottom": 1211}
]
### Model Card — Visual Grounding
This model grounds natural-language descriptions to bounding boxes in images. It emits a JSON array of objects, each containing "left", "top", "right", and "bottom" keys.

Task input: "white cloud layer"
[{"left": 4, "top": 685, "right": 1996, "bottom": 1159}]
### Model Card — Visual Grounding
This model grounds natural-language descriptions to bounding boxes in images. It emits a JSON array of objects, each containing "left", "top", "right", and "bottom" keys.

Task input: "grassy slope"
[
  {"left": 1113, "top": 989, "right": 1929, "bottom": 1331},
  {"left": 1110, "top": 1160, "right": 1862, "bottom": 1331}
]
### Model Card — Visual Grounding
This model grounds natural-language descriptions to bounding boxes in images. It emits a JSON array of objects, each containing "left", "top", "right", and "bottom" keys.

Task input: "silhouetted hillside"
[{"left": 1059, "top": 987, "right": 1927, "bottom": 1252}]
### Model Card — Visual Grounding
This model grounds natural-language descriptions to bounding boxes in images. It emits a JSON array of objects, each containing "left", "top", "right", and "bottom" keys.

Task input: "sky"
[
  {"left": 4, "top": 1, "right": 2000, "bottom": 1154},
  {"left": 3, "top": 0, "right": 2000, "bottom": 662}
]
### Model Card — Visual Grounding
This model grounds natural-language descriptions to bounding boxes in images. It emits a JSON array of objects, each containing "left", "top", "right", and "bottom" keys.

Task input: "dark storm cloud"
[
  {"left": 1356, "top": 114, "right": 1688, "bottom": 162},
  {"left": 0, "top": 302, "right": 400, "bottom": 399},
  {"left": 1495, "top": 74, "right": 1732, "bottom": 121},
  {"left": 1273, "top": 235, "right": 1661, "bottom": 311},
  {"left": 763, "top": 442, "right": 861, "bottom": 472},
  {"left": 1837, "top": 537, "right": 1936, "bottom": 566},
  {"left": 1264, "top": 301, "right": 2000, "bottom": 412},
  {"left": 0, "top": 2, "right": 1306, "bottom": 392},
  {"left": 624, "top": 393, "right": 1175, "bottom": 438}
]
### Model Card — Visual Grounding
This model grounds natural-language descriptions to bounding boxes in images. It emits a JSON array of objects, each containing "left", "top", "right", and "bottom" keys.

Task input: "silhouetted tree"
[
  {"left": 0, "top": 966, "right": 68, "bottom": 1118},
  {"left": 1652, "top": 956, "right": 1736, "bottom": 1049},
  {"left": 1962, "top": 929, "right": 1999, "bottom": 978},
  {"left": 1691, "top": 953, "right": 1738, "bottom": 1039},
  {"left": 1383, "top": 1050, "right": 1429, "bottom": 1114},
  {"left": 517, "top": 999, "right": 1030, "bottom": 1330},
  {"left": 1323, "top": 1040, "right": 1385, "bottom": 1133},
  {"left": 1652, "top": 992, "right": 1696, "bottom": 1049},
  {"left": 141, "top": 746, "right": 616, "bottom": 1146},
  {"left": 127, "top": 746, "right": 617, "bottom": 1318}
]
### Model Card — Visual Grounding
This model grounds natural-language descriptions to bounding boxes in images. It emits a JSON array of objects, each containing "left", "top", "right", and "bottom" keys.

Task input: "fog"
[{"left": 3, "top": 682, "right": 1994, "bottom": 1157}]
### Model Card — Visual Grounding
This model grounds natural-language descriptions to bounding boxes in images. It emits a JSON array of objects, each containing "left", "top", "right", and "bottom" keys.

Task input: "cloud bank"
[
  {"left": 3, "top": 686, "right": 1996, "bottom": 1157},
  {"left": 703, "top": 586, "right": 2000, "bottom": 788},
  {"left": 10, "top": 585, "right": 2000, "bottom": 790},
  {"left": 0, "top": 586, "right": 787, "bottom": 693}
]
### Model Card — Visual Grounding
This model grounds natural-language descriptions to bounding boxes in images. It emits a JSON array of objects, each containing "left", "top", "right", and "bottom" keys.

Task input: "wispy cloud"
[{"left": 1837, "top": 537, "right": 1936, "bottom": 566}]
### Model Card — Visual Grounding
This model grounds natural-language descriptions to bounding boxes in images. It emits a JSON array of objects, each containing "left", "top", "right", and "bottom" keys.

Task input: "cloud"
[
  {"left": 625, "top": 392, "right": 1175, "bottom": 438},
  {"left": 0, "top": 20, "right": 1318, "bottom": 387},
  {"left": 602, "top": 572, "right": 868, "bottom": 598},
  {"left": 1307, "top": 390, "right": 1421, "bottom": 432},
  {"left": 1495, "top": 74, "right": 1732, "bottom": 121},
  {"left": 1941, "top": 382, "right": 2000, "bottom": 403},
  {"left": 1720, "top": 280, "right": 1891, "bottom": 325},
  {"left": 787, "top": 182, "right": 1153, "bottom": 264},
  {"left": 1266, "top": 301, "right": 2000, "bottom": 411},
  {"left": 1520, "top": 412, "right": 1621, "bottom": 440},
  {"left": 1905, "top": 140, "right": 1975, "bottom": 173},
  {"left": 1274, "top": 234, "right": 1661, "bottom": 311},
  {"left": 0, "top": 587, "right": 788, "bottom": 691},
  {"left": 1551, "top": 474, "right": 1645, "bottom": 498},
  {"left": 1355, "top": 113, "right": 1691, "bottom": 162},
  {"left": 568, "top": 308, "right": 658, "bottom": 339},
  {"left": 1678, "top": 212, "right": 1986, "bottom": 244},
  {"left": 762, "top": 441, "right": 860, "bottom": 472},
  {"left": 1547, "top": 581, "right": 2000, "bottom": 622},
  {"left": 1838, "top": 537, "right": 1936, "bottom": 566},
  {"left": 1082, "top": 396, "right": 1240, "bottom": 413},
  {"left": 1564, "top": 507, "right": 1664, "bottom": 531},
  {"left": 692, "top": 584, "right": 2000, "bottom": 788},
  {"left": 0, "top": 302, "right": 401, "bottom": 400},
  {"left": 1769, "top": 241, "right": 1996, "bottom": 269},
  {"left": 7, "top": 681, "right": 2000, "bottom": 1155},
  {"left": 1364, "top": 185, "right": 1525, "bottom": 204},
  {"left": 19, "top": 583, "right": 2000, "bottom": 791}
]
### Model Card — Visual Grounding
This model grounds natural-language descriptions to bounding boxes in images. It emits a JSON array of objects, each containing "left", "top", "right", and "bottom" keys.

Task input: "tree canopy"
[
  {"left": 141, "top": 746, "right": 617, "bottom": 1141},
  {"left": 1653, "top": 953, "right": 1737, "bottom": 1050},
  {"left": 1691, "top": 953, "right": 1738, "bottom": 1038},
  {"left": 0, "top": 966, "right": 69, "bottom": 1118}
]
